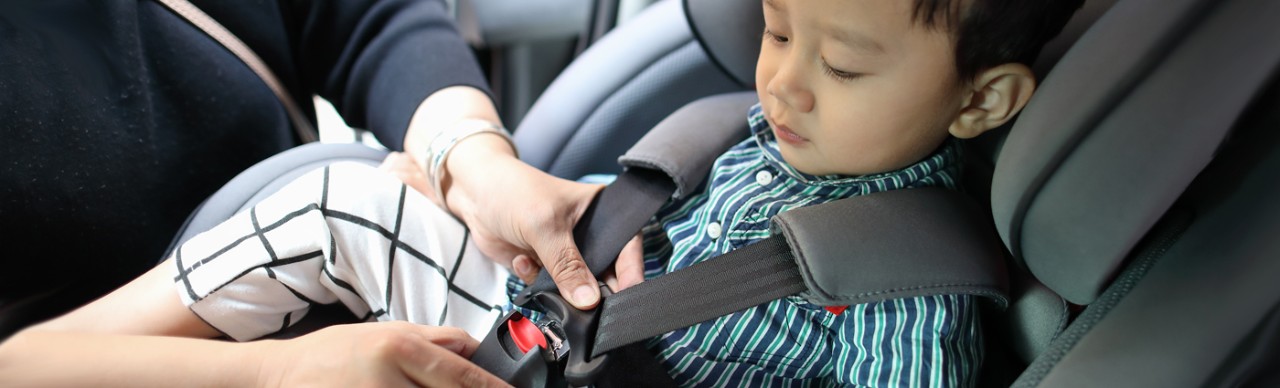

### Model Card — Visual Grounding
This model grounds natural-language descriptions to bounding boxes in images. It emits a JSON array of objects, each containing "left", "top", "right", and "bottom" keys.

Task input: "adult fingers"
[
  {"left": 613, "top": 235, "right": 646, "bottom": 291},
  {"left": 527, "top": 233, "right": 600, "bottom": 310},
  {"left": 412, "top": 325, "right": 480, "bottom": 358},
  {"left": 512, "top": 255, "right": 541, "bottom": 285},
  {"left": 603, "top": 272, "right": 620, "bottom": 293},
  {"left": 384, "top": 323, "right": 507, "bottom": 387},
  {"left": 396, "top": 342, "right": 509, "bottom": 388}
]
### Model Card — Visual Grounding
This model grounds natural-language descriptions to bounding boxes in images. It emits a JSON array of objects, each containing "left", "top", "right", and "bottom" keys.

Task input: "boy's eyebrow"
[{"left": 764, "top": 0, "right": 784, "bottom": 12}]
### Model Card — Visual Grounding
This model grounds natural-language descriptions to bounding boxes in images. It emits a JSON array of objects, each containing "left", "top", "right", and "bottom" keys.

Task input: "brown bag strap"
[{"left": 154, "top": 0, "right": 318, "bottom": 143}]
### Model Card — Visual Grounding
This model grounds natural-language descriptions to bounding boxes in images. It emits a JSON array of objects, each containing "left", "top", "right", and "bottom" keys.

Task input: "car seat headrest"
[
  {"left": 685, "top": 0, "right": 761, "bottom": 88},
  {"left": 991, "top": 0, "right": 1280, "bottom": 305},
  {"left": 965, "top": 0, "right": 1119, "bottom": 201}
]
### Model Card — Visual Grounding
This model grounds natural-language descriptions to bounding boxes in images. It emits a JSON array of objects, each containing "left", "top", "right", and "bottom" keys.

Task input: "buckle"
[{"left": 471, "top": 284, "right": 613, "bottom": 387}]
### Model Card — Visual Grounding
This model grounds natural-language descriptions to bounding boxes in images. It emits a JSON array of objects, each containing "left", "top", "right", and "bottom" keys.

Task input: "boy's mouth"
[{"left": 771, "top": 121, "right": 809, "bottom": 145}]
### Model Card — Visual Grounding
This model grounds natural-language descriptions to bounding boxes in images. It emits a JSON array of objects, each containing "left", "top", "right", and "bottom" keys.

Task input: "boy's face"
[{"left": 756, "top": 0, "right": 967, "bottom": 176}]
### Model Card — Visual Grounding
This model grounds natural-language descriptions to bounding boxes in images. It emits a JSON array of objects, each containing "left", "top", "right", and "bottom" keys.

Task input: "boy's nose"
[{"left": 766, "top": 57, "right": 815, "bottom": 113}]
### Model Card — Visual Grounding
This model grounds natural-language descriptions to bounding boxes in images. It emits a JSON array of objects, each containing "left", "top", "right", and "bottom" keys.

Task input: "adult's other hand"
[{"left": 258, "top": 322, "right": 509, "bottom": 387}]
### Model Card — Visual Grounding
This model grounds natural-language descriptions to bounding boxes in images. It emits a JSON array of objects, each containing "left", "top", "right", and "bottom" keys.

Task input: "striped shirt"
[{"left": 515, "top": 104, "right": 982, "bottom": 387}]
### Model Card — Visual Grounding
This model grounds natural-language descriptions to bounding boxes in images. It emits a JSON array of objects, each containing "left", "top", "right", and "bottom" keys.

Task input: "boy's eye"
[
  {"left": 822, "top": 61, "right": 863, "bottom": 82},
  {"left": 763, "top": 28, "right": 789, "bottom": 43}
]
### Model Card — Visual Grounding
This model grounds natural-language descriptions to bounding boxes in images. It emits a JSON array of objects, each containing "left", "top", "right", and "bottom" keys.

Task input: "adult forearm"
[
  {"left": 401, "top": 85, "right": 518, "bottom": 217},
  {"left": 0, "top": 329, "right": 266, "bottom": 387}
]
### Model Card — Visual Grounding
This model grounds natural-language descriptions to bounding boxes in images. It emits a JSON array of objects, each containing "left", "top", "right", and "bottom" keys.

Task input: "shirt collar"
[{"left": 747, "top": 103, "right": 961, "bottom": 191}]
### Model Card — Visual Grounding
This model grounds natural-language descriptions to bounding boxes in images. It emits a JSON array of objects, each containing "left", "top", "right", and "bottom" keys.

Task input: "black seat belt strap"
[
  {"left": 517, "top": 92, "right": 758, "bottom": 303},
  {"left": 519, "top": 168, "right": 676, "bottom": 302},
  {"left": 593, "top": 236, "right": 804, "bottom": 356},
  {"left": 588, "top": 186, "right": 1011, "bottom": 357}
]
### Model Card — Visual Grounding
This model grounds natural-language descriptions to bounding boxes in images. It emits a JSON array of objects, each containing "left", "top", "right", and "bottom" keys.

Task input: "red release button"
[
  {"left": 507, "top": 314, "right": 547, "bottom": 353},
  {"left": 824, "top": 305, "right": 849, "bottom": 315}
]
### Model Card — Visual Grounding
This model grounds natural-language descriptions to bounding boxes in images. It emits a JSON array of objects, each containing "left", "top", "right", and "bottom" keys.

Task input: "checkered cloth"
[{"left": 170, "top": 162, "right": 509, "bottom": 341}]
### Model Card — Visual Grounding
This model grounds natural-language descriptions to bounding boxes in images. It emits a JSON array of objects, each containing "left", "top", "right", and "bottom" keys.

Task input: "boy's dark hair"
[{"left": 913, "top": 0, "right": 1087, "bottom": 81}]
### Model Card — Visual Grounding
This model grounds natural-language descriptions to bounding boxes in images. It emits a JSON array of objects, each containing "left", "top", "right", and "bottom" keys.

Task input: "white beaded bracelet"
[{"left": 424, "top": 118, "right": 516, "bottom": 209}]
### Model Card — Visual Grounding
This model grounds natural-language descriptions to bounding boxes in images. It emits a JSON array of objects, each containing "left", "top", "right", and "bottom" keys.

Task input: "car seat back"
[
  {"left": 992, "top": 0, "right": 1280, "bottom": 384},
  {"left": 1021, "top": 75, "right": 1280, "bottom": 387},
  {"left": 512, "top": 0, "right": 749, "bottom": 179}
]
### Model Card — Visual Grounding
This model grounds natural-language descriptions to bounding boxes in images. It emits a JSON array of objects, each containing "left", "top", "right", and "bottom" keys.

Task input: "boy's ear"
[{"left": 950, "top": 63, "right": 1037, "bottom": 139}]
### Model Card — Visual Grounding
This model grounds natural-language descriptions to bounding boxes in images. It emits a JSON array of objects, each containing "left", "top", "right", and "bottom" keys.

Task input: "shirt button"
[
  {"left": 755, "top": 170, "right": 774, "bottom": 186},
  {"left": 706, "top": 222, "right": 723, "bottom": 240}
]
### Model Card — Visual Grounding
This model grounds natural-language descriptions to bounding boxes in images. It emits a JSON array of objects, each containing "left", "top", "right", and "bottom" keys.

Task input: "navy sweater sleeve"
[{"left": 198, "top": 0, "right": 491, "bottom": 150}]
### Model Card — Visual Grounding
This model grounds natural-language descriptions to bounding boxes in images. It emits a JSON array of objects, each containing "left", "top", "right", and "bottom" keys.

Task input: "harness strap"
[
  {"left": 590, "top": 186, "right": 1010, "bottom": 357},
  {"left": 595, "top": 235, "right": 803, "bottom": 356},
  {"left": 516, "top": 92, "right": 756, "bottom": 303},
  {"left": 517, "top": 168, "right": 676, "bottom": 303}
]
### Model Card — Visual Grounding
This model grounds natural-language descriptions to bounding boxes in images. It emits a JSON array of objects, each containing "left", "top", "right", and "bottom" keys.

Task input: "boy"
[
  {"left": 11, "top": 0, "right": 1082, "bottom": 386},
  {"left": 629, "top": 1, "right": 1082, "bottom": 385}
]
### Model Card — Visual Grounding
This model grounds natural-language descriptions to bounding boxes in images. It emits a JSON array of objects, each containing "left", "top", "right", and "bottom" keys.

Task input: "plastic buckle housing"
[
  {"left": 527, "top": 285, "right": 612, "bottom": 386},
  {"left": 471, "top": 311, "right": 558, "bottom": 387},
  {"left": 471, "top": 284, "right": 613, "bottom": 387}
]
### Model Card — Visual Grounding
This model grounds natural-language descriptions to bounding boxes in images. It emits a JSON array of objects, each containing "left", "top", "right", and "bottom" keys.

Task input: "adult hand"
[
  {"left": 257, "top": 321, "right": 509, "bottom": 387},
  {"left": 419, "top": 134, "right": 614, "bottom": 309},
  {"left": 426, "top": 138, "right": 606, "bottom": 309},
  {"left": 401, "top": 86, "right": 630, "bottom": 310},
  {"left": 381, "top": 150, "right": 646, "bottom": 306}
]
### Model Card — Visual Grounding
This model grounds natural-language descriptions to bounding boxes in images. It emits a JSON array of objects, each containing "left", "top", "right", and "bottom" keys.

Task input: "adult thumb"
[{"left": 532, "top": 236, "right": 600, "bottom": 310}]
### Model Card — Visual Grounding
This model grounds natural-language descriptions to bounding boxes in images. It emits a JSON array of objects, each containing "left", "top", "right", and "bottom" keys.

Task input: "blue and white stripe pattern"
[{"left": 638, "top": 104, "right": 981, "bottom": 387}]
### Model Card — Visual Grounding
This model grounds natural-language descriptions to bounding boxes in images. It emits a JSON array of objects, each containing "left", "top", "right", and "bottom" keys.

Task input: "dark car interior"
[{"left": 24, "top": 0, "right": 1280, "bottom": 385}]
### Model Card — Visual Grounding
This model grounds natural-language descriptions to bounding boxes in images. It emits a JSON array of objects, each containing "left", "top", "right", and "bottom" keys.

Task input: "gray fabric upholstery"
[
  {"left": 618, "top": 92, "right": 756, "bottom": 198},
  {"left": 685, "top": 0, "right": 760, "bottom": 87},
  {"left": 513, "top": 0, "right": 742, "bottom": 179},
  {"left": 1028, "top": 70, "right": 1280, "bottom": 387},
  {"left": 772, "top": 187, "right": 1009, "bottom": 308},
  {"left": 545, "top": 43, "right": 742, "bottom": 179},
  {"left": 991, "top": 0, "right": 1280, "bottom": 305},
  {"left": 1003, "top": 275, "right": 1070, "bottom": 363}
]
